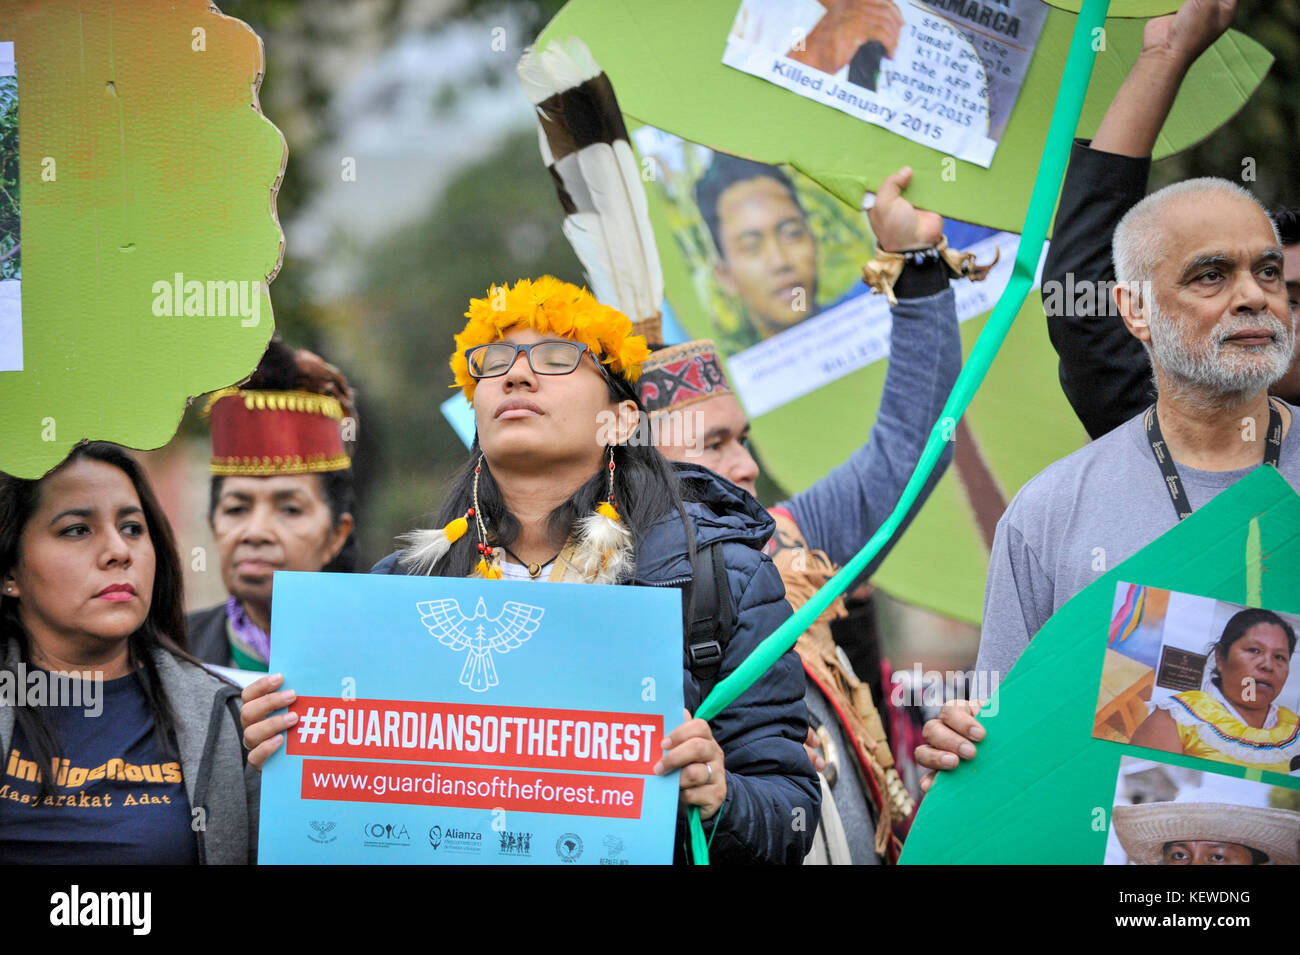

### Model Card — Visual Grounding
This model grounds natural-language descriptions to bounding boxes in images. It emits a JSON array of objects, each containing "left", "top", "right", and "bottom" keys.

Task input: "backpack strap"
[{"left": 684, "top": 541, "right": 735, "bottom": 701}]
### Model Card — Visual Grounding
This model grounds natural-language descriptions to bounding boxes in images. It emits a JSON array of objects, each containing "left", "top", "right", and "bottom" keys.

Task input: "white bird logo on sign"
[{"left": 417, "top": 597, "right": 545, "bottom": 693}]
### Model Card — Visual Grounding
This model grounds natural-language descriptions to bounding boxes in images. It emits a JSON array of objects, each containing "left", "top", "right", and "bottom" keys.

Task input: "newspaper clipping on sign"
[{"left": 721, "top": 0, "right": 1050, "bottom": 168}]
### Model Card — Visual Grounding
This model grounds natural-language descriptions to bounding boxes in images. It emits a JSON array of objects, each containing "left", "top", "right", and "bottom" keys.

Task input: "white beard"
[{"left": 1147, "top": 296, "right": 1295, "bottom": 399}]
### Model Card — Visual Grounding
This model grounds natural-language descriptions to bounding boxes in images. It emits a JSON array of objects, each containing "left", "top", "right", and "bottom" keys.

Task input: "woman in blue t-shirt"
[{"left": 0, "top": 441, "right": 257, "bottom": 863}]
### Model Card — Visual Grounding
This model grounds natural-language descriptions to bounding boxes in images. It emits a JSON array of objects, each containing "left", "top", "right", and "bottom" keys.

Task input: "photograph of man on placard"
[
  {"left": 631, "top": 125, "right": 1007, "bottom": 416},
  {"left": 1107, "top": 756, "right": 1300, "bottom": 866},
  {"left": 695, "top": 153, "right": 856, "bottom": 344}
]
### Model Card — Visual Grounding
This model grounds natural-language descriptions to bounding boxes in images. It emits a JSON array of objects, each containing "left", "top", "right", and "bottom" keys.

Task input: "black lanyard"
[{"left": 1144, "top": 400, "right": 1283, "bottom": 522}]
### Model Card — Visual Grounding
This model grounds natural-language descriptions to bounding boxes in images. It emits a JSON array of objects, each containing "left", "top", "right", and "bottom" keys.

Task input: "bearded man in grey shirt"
[{"left": 915, "top": 174, "right": 1300, "bottom": 786}]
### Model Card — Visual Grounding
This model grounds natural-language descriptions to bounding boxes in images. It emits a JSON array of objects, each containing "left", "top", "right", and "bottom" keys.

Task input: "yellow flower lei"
[{"left": 450, "top": 277, "right": 651, "bottom": 404}]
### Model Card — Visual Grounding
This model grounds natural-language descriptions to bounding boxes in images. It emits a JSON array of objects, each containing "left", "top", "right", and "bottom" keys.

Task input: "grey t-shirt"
[{"left": 977, "top": 402, "right": 1300, "bottom": 680}]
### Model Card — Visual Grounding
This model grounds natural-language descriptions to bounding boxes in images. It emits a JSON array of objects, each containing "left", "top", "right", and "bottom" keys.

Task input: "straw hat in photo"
[{"left": 1112, "top": 802, "right": 1300, "bottom": 865}]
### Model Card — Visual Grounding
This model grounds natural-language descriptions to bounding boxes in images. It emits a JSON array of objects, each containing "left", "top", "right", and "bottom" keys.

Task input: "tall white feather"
[{"left": 517, "top": 37, "right": 664, "bottom": 326}]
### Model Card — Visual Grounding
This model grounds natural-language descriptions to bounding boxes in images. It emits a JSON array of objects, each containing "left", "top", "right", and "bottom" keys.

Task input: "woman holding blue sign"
[{"left": 241, "top": 277, "right": 821, "bottom": 864}]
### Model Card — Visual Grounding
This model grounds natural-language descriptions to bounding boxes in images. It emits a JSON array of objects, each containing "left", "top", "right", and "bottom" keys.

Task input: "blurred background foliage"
[{"left": 170, "top": 0, "right": 1300, "bottom": 579}]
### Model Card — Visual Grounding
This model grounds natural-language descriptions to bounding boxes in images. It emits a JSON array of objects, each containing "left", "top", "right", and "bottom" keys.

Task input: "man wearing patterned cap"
[{"left": 643, "top": 167, "right": 985, "bottom": 863}]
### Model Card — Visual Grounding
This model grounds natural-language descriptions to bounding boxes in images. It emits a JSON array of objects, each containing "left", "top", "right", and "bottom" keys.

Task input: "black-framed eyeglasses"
[{"left": 464, "top": 340, "right": 605, "bottom": 381}]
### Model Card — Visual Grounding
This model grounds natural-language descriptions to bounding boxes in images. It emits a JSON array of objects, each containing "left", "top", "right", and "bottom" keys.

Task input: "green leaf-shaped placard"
[
  {"left": 0, "top": 0, "right": 286, "bottom": 478},
  {"left": 900, "top": 467, "right": 1300, "bottom": 864},
  {"left": 537, "top": 1, "right": 1271, "bottom": 228}
]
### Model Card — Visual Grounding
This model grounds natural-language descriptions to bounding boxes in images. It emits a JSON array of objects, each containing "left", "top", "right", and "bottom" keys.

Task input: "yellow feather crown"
[{"left": 450, "top": 276, "right": 651, "bottom": 404}]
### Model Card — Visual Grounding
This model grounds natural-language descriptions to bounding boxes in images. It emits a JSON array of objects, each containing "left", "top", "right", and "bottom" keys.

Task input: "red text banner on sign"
[{"left": 285, "top": 697, "right": 664, "bottom": 775}]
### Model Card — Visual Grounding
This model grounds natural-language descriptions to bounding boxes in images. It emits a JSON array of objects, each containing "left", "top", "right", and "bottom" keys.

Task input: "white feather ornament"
[
  {"left": 570, "top": 509, "right": 634, "bottom": 585},
  {"left": 516, "top": 36, "right": 664, "bottom": 330},
  {"left": 396, "top": 515, "right": 468, "bottom": 576}
]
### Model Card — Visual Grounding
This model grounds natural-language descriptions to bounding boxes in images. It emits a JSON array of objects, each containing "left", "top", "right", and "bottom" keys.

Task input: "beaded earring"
[
  {"left": 571, "top": 445, "right": 632, "bottom": 584},
  {"left": 470, "top": 457, "right": 502, "bottom": 579},
  {"left": 395, "top": 455, "right": 490, "bottom": 576}
]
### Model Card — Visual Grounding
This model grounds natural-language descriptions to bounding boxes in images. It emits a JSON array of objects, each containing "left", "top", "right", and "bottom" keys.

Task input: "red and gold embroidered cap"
[
  {"left": 637, "top": 339, "right": 734, "bottom": 417},
  {"left": 203, "top": 388, "right": 350, "bottom": 476}
]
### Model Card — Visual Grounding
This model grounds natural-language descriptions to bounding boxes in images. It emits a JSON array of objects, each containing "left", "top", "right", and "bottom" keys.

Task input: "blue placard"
[
  {"left": 257, "top": 572, "right": 684, "bottom": 865},
  {"left": 439, "top": 395, "right": 477, "bottom": 450}
]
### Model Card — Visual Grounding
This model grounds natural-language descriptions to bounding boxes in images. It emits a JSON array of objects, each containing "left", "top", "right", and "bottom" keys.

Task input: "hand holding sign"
[
  {"left": 654, "top": 710, "right": 727, "bottom": 820},
  {"left": 914, "top": 698, "right": 985, "bottom": 793},
  {"left": 867, "top": 166, "right": 946, "bottom": 253},
  {"left": 1142, "top": 0, "right": 1236, "bottom": 67},
  {"left": 240, "top": 673, "right": 298, "bottom": 769}
]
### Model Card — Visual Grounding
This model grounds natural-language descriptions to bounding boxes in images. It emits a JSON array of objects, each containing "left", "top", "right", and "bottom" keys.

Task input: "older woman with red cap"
[{"left": 188, "top": 339, "right": 357, "bottom": 671}]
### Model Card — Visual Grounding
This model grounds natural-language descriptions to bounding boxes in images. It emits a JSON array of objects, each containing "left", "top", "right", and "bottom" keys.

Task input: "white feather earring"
[
  {"left": 571, "top": 446, "right": 634, "bottom": 584},
  {"left": 398, "top": 456, "right": 498, "bottom": 578},
  {"left": 397, "top": 512, "right": 469, "bottom": 576}
]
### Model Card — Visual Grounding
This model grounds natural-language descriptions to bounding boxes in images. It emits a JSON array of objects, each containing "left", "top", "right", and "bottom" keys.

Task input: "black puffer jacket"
[{"left": 372, "top": 463, "right": 819, "bottom": 864}]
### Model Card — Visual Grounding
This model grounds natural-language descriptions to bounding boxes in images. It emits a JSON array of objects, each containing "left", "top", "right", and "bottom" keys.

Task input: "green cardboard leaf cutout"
[
  {"left": 900, "top": 467, "right": 1300, "bottom": 865},
  {"left": 0, "top": 0, "right": 286, "bottom": 478}
]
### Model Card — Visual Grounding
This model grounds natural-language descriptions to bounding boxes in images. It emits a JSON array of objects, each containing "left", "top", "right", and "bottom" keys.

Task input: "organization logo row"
[{"left": 306, "top": 819, "right": 630, "bottom": 864}]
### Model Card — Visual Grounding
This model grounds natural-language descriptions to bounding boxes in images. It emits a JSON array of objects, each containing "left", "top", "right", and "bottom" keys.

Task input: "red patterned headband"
[{"left": 636, "top": 340, "right": 733, "bottom": 416}]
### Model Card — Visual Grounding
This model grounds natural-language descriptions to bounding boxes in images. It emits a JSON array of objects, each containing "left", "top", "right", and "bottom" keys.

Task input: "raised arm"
[
  {"left": 1043, "top": 0, "right": 1237, "bottom": 439},
  {"left": 782, "top": 166, "right": 961, "bottom": 571}
]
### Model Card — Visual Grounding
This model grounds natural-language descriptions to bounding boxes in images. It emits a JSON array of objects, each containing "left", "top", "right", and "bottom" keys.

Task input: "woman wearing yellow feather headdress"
[{"left": 239, "top": 277, "right": 821, "bottom": 864}]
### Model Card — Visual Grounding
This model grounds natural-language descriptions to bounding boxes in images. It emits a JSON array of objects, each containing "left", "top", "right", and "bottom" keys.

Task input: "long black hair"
[
  {"left": 413, "top": 367, "right": 695, "bottom": 579},
  {"left": 0, "top": 442, "right": 194, "bottom": 798},
  {"left": 1209, "top": 608, "right": 1297, "bottom": 691}
]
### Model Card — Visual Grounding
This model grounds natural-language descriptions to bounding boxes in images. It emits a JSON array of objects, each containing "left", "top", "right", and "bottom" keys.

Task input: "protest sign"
[
  {"left": 625, "top": 122, "right": 1041, "bottom": 624},
  {"left": 0, "top": 0, "right": 286, "bottom": 478},
  {"left": 534, "top": 0, "right": 1269, "bottom": 625},
  {"left": 721, "top": 0, "right": 1051, "bottom": 168},
  {"left": 901, "top": 468, "right": 1300, "bottom": 864},
  {"left": 537, "top": 0, "right": 1270, "bottom": 231},
  {"left": 258, "top": 572, "right": 685, "bottom": 865}
]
